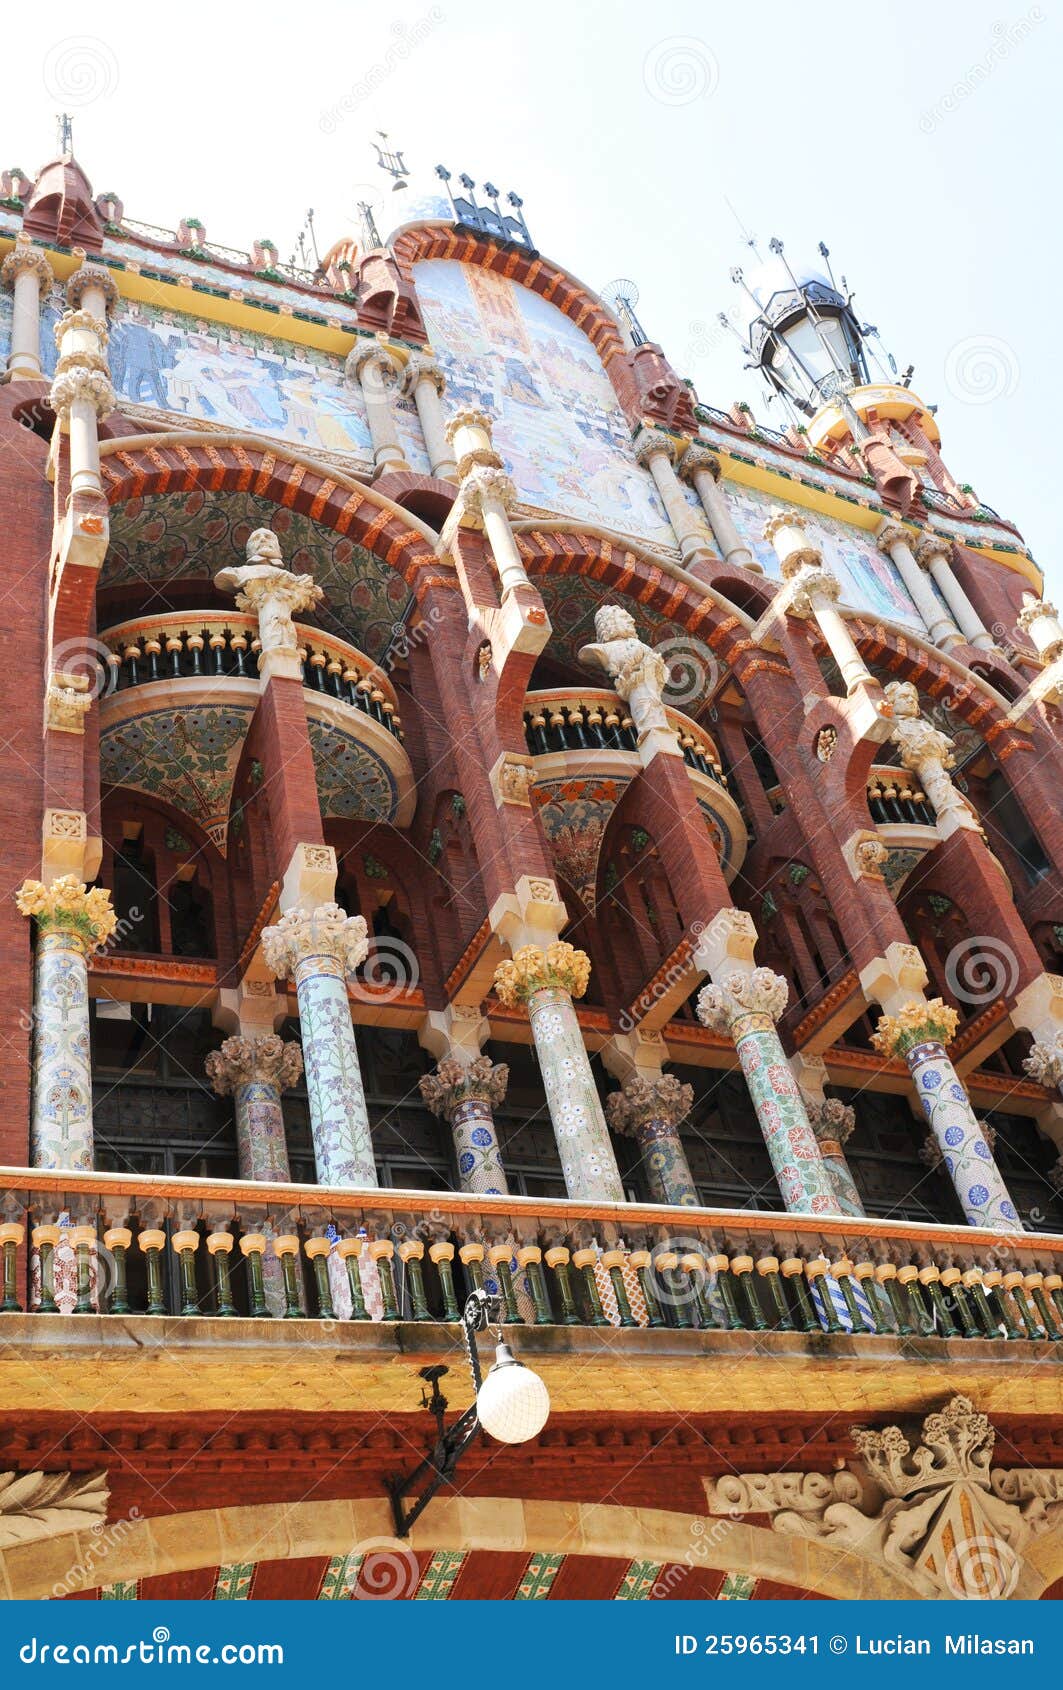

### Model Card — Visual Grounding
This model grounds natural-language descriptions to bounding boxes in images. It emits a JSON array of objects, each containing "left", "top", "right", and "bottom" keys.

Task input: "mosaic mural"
[
  {"left": 722, "top": 479, "right": 929, "bottom": 629},
  {"left": 104, "top": 490, "right": 413, "bottom": 663},
  {"left": 41, "top": 284, "right": 428, "bottom": 470},
  {"left": 100, "top": 702, "right": 254, "bottom": 851},
  {"left": 414, "top": 258, "right": 676, "bottom": 545},
  {"left": 0, "top": 288, "right": 11, "bottom": 366},
  {"left": 533, "top": 775, "right": 735, "bottom": 908},
  {"left": 307, "top": 715, "right": 400, "bottom": 822}
]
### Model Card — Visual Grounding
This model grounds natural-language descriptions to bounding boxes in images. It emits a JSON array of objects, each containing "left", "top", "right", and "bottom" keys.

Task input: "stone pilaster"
[
  {"left": 694, "top": 909, "right": 840, "bottom": 1216},
  {"left": 345, "top": 338, "right": 409, "bottom": 474},
  {"left": 872, "top": 1000, "right": 1020, "bottom": 1231},
  {"left": 494, "top": 941, "right": 625, "bottom": 1202},
  {"left": 403, "top": 353, "right": 456, "bottom": 480},
  {"left": 606, "top": 1074, "right": 698, "bottom": 1207},
  {"left": 1, "top": 238, "right": 54, "bottom": 380},
  {"left": 205, "top": 1034, "right": 303, "bottom": 1182},
  {"left": 633, "top": 426, "right": 714, "bottom": 566},
  {"left": 678, "top": 444, "right": 759, "bottom": 570},
  {"left": 914, "top": 533, "right": 994, "bottom": 652},
  {"left": 16, "top": 877, "right": 117, "bottom": 1171},
  {"left": 419, "top": 1055, "right": 510, "bottom": 1194},
  {"left": 261, "top": 903, "right": 377, "bottom": 1188}
]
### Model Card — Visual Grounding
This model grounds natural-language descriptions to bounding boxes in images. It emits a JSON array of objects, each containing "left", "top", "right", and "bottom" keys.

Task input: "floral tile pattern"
[
  {"left": 100, "top": 702, "right": 254, "bottom": 852},
  {"left": 307, "top": 716, "right": 399, "bottom": 823}
]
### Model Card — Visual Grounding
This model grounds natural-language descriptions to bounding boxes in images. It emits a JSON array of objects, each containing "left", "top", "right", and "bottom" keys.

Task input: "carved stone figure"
[
  {"left": 578, "top": 604, "right": 671, "bottom": 739},
  {"left": 215, "top": 530, "right": 322, "bottom": 657}
]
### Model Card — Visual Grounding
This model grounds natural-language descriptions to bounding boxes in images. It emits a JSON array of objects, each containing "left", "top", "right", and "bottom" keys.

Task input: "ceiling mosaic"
[
  {"left": 308, "top": 716, "right": 400, "bottom": 824},
  {"left": 104, "top": 491, "right": 413, "bottom": 663},
  {"left": 100, "top": 702, "right": 254, "bottom": 853}
]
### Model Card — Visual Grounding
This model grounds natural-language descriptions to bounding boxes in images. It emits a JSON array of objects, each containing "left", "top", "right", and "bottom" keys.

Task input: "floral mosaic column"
[
  {"left": 261, "top": 903, "right": 377, "bottom": 1188},
  {"left": 805, "top": 1099, "right": 865, "bottom": 1218},
  {"left": 606, "top": 1074, "right": 698, "bottom": 1207},
  {"left": 419, "top": 1056, "right": 510, "bottom": 1194},
  {"left": 494, "top": 942, "right": 625, "bottom": 1203},
  {"left": 872, "top": 999, "right": 1021, "bottom": 1231},
  {"left": 697, "top": 968, "right": 840, "bottom": 1216},
  {"left": 205, "top": 1035, "right": 303, "bottom": 1181},
  {"left": 16, "top": 877, "right": 117, "bottom": 1171}
]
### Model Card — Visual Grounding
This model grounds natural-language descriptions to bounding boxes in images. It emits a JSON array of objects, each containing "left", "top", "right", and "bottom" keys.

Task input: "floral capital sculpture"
[
  {"left": 871, "top": 997, "right": 960, "bottom": 1059},
  {"left": 16, "top": 877, "right": 116, "bottom": 955},
  {"left": 205, "top": 1034, "right": 304, "bottom": 1096},
  {"left": 696, "top": 966, "right": 789, "bottom": 1032},
  {"left": 806, "top": 1096, "right": 856, "bottom": 1146},
  {"left": 1024, "top": 1033, "right": 1063, "bottom": 1091},
  {"left": 261, "top": 903, "right": 369, "bottom": 980},
  {"left": 606, "top": 1073, "right": 694, "bottom": 1135},
  {"left": 493, "top": 941, "right": 591, "bottom": 1007},
  {"left": 419, "top": 1054, "right": 509, "bottom": 1119}
]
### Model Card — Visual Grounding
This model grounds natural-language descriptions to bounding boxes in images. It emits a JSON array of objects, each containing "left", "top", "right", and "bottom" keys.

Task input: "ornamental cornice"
[
  {"left": 65, "top": 263, "right": 119, "bottom": 313},
  {"left": 871, "top": 996, "right": 959, "bottom": 1059},
  {"left": 493, "top": 941, "right": 591, "bottom": 1007},
  {"left": 606, "top": 1073, "right": 694, "bottom": 1136},
  {"left": 1, "top": 241, "right": 54, "bottom": 290},
  {"left": 419, "top": 1055, "right": 509, "bottom": 1119},
  {"left": 696, "top": 967, "right": 789, "bottom": 1032},
  {"left": 261, "top": 903, "right": 368, "bottom": 979},
  {"left": 49, "top": 368, "right": 115, "bottom": 419},
  {"left": 205, "top": 1034, "right": 304, "bottom": 1096},
  {"left": 16, "top": 877, "right": 117, "bottom": 956}
]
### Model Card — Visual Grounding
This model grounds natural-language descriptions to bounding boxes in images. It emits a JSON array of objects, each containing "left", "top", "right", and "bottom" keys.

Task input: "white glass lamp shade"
[{"left": 475, "top": 1344, "right": 550, "bottom": 1444}]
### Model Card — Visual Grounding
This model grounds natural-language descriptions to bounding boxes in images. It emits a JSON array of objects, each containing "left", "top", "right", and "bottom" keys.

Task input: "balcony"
[
  {"left": 523, "top": 688, "right": 748, "bottom": 887},
  {"left": 98, "top": 614, "right": 416, "bottom": 839}
]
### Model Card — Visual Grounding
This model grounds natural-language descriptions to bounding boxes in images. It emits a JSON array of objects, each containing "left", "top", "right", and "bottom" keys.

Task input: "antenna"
[
  {"left": 373, "top": 132, "right": 410, "bottom": 191},
  {"left": 601, "top": 278, "right": 648, "bottom": 347},
  {"left": 57, "top": 113, "right": 73, "bottom": 159}
]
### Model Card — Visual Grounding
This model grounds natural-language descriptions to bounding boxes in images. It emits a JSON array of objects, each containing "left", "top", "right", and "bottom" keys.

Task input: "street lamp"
[{"left": 386, "top": 1288, "right": 550, "bottom": 1536}]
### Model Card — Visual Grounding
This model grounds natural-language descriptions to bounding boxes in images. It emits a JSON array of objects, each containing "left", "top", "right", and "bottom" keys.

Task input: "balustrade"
[
  {"left": 866, "top": 765, "right": 935, "bottom": 828},
  {"left": 523, "top": 689, "right": 730, "bottom": 788},
  {"left": 100, "top": 615, "right": 403, "bottom": 738},
  {"left": 5, "top": 1170, "right": 1059, "bottom": 1343}
]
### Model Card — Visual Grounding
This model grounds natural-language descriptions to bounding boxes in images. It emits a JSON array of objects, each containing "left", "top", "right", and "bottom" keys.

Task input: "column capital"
[
  {"left": 875, "top": 517, "right": 913, "bottom": 556},
  {"left": 763, "top": 508, "right": 823, "bottom": 574},
  {"left": 1, "top": 239, "right": 54, "bottom": 291},
  {"left": 1018, "top": 592, "right": 1061, "bottom": 633},
  {"left": 403, "top": 352, "right": 446, "bottom": 396},
  {"left": 206, "top": 1034, "right": 304, "bottom": 1096},
  {"left": 871, "top": 997, "right": 959, "bottom": 1059},
  {"left": 444, "top": 404, "right": 495, "bottom": 445},
  {"left": 632, "top": 424, "right": 678, "bottom": 467},
  {"left": 16, "top": 876, "right": 116, "bottom": 955},
  {"left": 677, "top": 442, "right": 721, "bottom": 484},
  {"left": 49, "top": 366, "right": 115, "bottom": 420},
  {"left": 461, "top": 465, "right": 518, "bottom": 520},
  {"left": 344, "top": 336, "right": 401, "bottom": 386},
  {"left": 45, "top": 673, "right": 93, "bottom": 733},
  {"left": 913, "top": 531, "right": 953, "bottom": 571},
  {"left": 66, "top": 262, "right": 119, "bottom": 314},
  {"left": 605, "top": 1073, "right": 693, "bottom": 1136},
  {"left": 261, "top": 903, "right": 368, "bottom": 979},
  {"left": 786, "top": 563, "right": 842, "bottom": 618},
  {"left": 806, "top": 1097, "right": 856, "bottom": 1147},
  {"left": 493, "top": 941, "right": 591, "bottom": 1007},
  {"left": 697, "top": 966, "right": 788, "bottom": 1032},
  {"left": 419, "top": 1054, "right": 509, "bottom": 1120},
  {"left": 1024, "top": 1035, "right": 1063, "bottom": 1091}
]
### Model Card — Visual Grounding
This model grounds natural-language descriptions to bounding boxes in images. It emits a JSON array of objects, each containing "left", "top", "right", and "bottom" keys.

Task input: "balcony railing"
[
  {"left": 866, "top": 766, "right": 935, "bottom": 828},
  {"left": 100, "top": 614, "right": 404, "bottom": 740},
  {"left": 523, "top": 689, "right": 730, "bottom": 789},
  {"left": 4, "top": 1169, "right": 1061, "bottom": 1343}
]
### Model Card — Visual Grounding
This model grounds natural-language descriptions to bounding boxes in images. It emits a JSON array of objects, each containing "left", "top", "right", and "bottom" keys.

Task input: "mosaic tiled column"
[
  {"left": 872, "top": 999, "right": 1021, "bottom": 1231},
  {"left": 606, "top": 1075, "right": 698, "bottom": 1207},
  {"left": 261, "top": 903, "right": 377, "bottom": 1188},
  {"left": 205, "top": 1035, "right": 303, "bottom": 1181},
  {"left": 419, "top": 1056, "right": 510, "bottom": 1194},
  {"left": 16, "top": 877, "right": 116, "bottom": 1171},
  {"left": 805, "top": 1099, "right": 865, "bottom": 1218},
  {"left": 697, "top": 968, "right": 840, "bottom": 1215},
  {"left": 494, "top": 942, "right": 625, "bottom": 1202}
]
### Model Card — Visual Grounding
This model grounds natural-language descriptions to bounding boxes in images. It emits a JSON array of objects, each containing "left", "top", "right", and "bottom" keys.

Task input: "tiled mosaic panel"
[
  {"left": 234, "top": 1082, "right": 291, "bottom": 1182},
  {"left": 414, "top": 1550, "right": 466, "bottom": 1600},
  {"left": 31, "top": 939, "right": 93, "bottom": 1171},
  {"left": 515, "top": 1553, "right": 564, "bottom": 1599},
  {"left": 451, "top": 1097, "right": 509, "bottom": 1194},
  {"left": 731, "top": 1021, "right": 839, "bottom": 1215},
  {"left": 103, "top": 490, "right": 413, "bottom": 663},
  {"left": 306, "top": 714, "right": 400, "bottom": 823},
  {"left": 99, "top": 702, "right": 254, "bottom": 853},
  {"left": 414, "top": 258, "right": 675, "bottom": 546}
]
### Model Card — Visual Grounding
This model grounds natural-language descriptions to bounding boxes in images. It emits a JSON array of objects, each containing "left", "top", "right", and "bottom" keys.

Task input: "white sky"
[{"left": 11, "top": 0, "right": 1060, "bottom": 578}]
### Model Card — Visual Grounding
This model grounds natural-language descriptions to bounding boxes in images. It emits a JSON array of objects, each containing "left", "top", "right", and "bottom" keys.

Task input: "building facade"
[{"left": 0, "top": 144, "right": 1062, "bottom": 1602}]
